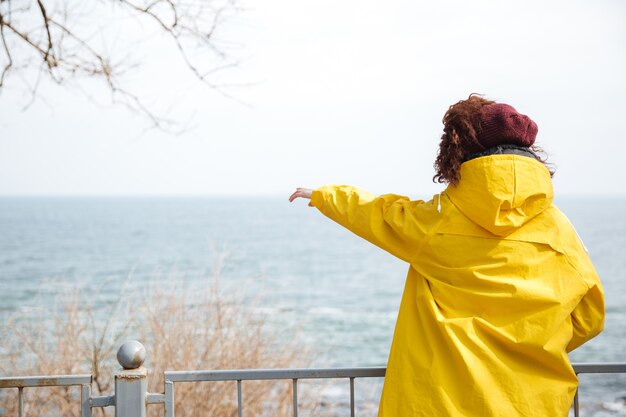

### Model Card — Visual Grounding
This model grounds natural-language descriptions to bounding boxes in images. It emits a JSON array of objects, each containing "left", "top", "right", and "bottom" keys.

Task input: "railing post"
[{"left": 114, "top": 340, "right": 147, "bottom": 417}]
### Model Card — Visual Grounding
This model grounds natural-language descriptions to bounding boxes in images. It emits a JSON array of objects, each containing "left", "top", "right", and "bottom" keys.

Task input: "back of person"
[
  {"left": 290, "top": 95, "right": 605, "bottom": 416},
  {"left": 380, "top": 154, "right": 604, "bottom": 416}
]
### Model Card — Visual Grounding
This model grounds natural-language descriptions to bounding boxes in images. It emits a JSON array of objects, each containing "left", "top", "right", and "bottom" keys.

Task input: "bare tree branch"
[{"left": 0, "top": 0, "right": 243, "bottom": 131}]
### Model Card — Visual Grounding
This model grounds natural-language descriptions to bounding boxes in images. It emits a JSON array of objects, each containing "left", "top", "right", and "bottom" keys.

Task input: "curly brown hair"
[
  {"left": 433, "top": 94, "right": 494, "bottom": 185},
  {"left": 433, "top": 94, "right": 553, "bottom": 185}
]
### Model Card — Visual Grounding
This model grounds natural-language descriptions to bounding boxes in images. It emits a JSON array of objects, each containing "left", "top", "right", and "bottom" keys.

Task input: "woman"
[{"left": 289, "top": 95, "right": 604, "bottom": 416}]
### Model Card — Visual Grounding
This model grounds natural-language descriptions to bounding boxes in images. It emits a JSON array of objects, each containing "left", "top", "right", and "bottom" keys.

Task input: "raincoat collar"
[
  {"left": 445, "top": 155, "right": 553, "bottom": 236},
  {"left": 463, "top": 144, "right": 540, "bottom": 162}
]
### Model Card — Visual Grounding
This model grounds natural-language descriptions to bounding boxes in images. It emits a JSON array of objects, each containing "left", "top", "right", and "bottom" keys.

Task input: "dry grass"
[{"left": 0, "top": 267, "right": 315, "bottom": 417}]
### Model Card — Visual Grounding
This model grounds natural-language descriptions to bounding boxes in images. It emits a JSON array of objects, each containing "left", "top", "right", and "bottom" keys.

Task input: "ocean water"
[{"left": 1, "top": 196, "right": 625, "bottom": 415}]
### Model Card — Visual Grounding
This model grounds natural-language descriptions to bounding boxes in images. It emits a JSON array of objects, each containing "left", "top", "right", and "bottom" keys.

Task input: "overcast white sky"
[{"left": 1, "top": 0, "right": 625, "bottom": 197}]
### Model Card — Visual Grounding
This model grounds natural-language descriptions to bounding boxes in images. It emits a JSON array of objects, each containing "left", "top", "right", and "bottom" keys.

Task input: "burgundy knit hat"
[{"left": 468, "top": 103, "right": 538, "bottom": 153}]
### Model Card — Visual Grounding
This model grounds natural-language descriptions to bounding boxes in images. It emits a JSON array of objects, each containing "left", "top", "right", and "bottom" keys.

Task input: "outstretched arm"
[{"left": 292, "top": 185, "right": 437, "bottom": 262}]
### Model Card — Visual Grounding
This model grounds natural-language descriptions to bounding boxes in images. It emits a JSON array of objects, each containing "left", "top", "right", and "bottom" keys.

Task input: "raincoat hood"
[{"left": 445, "top": 155, "right": 553, "bottom": 236}]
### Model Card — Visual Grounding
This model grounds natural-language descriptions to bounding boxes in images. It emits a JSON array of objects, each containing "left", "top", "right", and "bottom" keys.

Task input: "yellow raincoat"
[{"left": 310, "top": 155, "right": 604, "bottom": 417}]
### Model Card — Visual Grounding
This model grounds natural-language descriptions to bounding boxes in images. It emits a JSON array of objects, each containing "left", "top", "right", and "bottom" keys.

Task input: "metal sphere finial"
[{"left": 117, "top": 340, "right": 146, "bottom": 369}]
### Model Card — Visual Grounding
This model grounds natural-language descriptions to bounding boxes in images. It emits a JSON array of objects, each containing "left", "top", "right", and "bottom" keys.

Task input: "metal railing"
[
  {"left": 164, "top": 367, "right": 386, "bottom": 417},
  {"left": 1, "top": 340, "right": 625, "bottom": 417},
  {"left": 572, "top": 363, "right": 626, "bottom": 417},
  {"left": 0, "top": 374, "right": 92, "bottom": 417}
]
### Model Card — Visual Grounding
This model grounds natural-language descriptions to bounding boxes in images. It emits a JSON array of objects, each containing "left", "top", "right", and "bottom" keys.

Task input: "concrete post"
[{"left": 115, "top": 340, "right": 147, "bottom": 417}]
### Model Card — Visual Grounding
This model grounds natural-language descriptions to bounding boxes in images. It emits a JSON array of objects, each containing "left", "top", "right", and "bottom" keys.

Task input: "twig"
[{"left": 36, "top": 0, "right": 54, "bottom": 67}]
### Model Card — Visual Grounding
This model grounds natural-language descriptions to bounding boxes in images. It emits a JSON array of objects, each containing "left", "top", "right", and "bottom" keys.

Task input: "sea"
[{"left": 1, "top": 195, "right": 625, "bottom": 416}]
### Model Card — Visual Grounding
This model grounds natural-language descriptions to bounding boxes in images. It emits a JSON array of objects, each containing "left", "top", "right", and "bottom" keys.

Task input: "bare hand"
[{"left": 289, "top": 188, "right": 314, "bottom": 206}]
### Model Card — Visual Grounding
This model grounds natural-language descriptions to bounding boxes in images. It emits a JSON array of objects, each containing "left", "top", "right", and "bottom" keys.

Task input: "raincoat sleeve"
[
  {"left": 567, "top": 274, "right": 605, "bottom": 352},
  {"left": 310, "top": 185, "right": 435, "bottom": 262}
]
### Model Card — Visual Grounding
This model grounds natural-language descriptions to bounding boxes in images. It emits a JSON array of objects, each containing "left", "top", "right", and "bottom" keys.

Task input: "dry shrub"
[
  {"left": 0, "top": 289, "right": 123, "bottom": 416},
  {"left": 0, "top": 270, "right": 314, "bottom": 417},
  {"left": 142, "top": 277, "right": 309, "bottom": 417}
]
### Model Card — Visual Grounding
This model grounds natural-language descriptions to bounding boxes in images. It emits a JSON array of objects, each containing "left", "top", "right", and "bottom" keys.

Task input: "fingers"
[
  {"left": 288, "top": 189, "right": 304, "bottom": 202},
  {"left": 289, "top": 187, "right": 313, "bottom": 202}
]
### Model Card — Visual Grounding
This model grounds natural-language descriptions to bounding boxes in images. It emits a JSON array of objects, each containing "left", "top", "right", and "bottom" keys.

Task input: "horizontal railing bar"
[
  {"left": 147, "top": 393, "right": 165, "bottom": 404},
  {"left": 165, "top": 367, "right": 386, "bottom": 382},
  {"left": 164, "top": 367, "right": 386, "bottom": 382},
  {"left": 91, "top": 395, "right": 115, "bottom": 407},
  {"left": 573, "top": 363, "right": 626, "bottom": 374},
  {"left": 164, "top": 363, "right": 626, "bottom": 383},
  {"left": 0, "top": 374, "right": 92, "bottom": 388}
]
